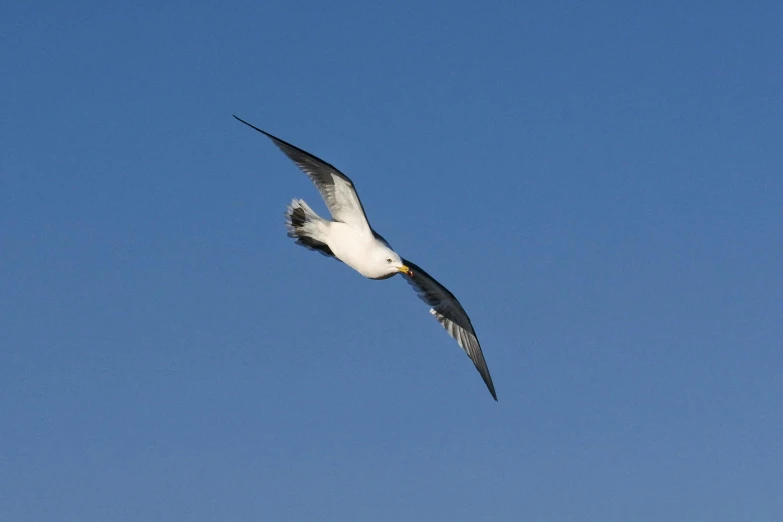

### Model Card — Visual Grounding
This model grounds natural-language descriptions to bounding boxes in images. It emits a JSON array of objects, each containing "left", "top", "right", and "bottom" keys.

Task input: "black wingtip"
[
  {"left": 233, "top": 115, "right": 344, "bottom": 175},
  {"left": 488, "top": 383, "right": 498, "bottom": 401},
  {"left": 475, "top": 356, "right": 498, "bottom": 401},
  {"left": 233, "top": 114, "right": 273, "bottom": 138}
]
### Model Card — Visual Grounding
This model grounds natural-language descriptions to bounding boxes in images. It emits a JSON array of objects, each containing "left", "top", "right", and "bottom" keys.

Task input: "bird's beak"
[{"left": 398, "top": 265, "right": 413, "bottom": 277}]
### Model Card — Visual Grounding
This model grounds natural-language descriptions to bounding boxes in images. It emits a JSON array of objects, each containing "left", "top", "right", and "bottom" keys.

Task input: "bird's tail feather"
[{"left": 285, "top": 199, "right": 335, "bottom": 258}]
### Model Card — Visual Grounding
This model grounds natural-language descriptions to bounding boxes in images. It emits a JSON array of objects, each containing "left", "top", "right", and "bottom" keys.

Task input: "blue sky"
[{"left": 2, "top": 1, "right": 782, "bottom": 520}]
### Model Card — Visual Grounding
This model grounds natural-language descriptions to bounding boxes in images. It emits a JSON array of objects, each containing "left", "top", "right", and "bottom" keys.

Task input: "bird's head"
[{"left": 373, "top": 248, "right": 413, "bottom": 279}]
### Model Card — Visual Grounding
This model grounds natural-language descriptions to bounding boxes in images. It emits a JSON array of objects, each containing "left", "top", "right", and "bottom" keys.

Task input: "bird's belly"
[{"left": 325, "top": 223, "right": 382, "bottom": 279}]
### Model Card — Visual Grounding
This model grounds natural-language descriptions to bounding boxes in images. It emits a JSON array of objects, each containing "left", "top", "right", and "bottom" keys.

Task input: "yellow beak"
[{"left": 398, "top": 265, "right": 413, "bottom": 277}]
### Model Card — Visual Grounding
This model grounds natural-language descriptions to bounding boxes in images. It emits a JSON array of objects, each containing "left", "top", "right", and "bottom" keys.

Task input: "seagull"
[{"left": 234, "top": 115, "right": 497, "bottom": 401}]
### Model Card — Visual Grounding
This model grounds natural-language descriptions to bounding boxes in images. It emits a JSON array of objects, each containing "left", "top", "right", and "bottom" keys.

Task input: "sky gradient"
[{"left": 2, "top": 1, "right": 782, "bottom": 520}]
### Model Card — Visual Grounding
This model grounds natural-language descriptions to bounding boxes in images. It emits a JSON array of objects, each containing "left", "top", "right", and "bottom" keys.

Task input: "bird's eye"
[{"left": 386, "top": 258, "right": 393, "bottom": 263}]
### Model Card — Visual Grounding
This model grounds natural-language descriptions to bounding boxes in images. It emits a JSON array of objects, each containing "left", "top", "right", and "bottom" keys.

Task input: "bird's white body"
[{"left": 323, "top": 222, "right": 394, "bottom": 279}]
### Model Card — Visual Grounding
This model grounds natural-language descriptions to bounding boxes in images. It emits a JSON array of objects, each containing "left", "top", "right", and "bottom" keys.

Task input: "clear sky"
[{"left": 2, "top": 1, "right": 782, "bottom": 520}]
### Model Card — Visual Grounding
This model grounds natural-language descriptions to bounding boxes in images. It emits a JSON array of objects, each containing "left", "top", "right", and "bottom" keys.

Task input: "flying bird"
[{"left": 234, "top": 115, "right": 497, "bottom": 400}]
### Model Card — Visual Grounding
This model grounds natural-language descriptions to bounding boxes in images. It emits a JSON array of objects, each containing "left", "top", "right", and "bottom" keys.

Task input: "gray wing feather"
[
  {"left": 234, "top": 115, "right": 373, "bottom": 235},
  {"left": 401, "top": 258, "right": 497, "bottom": 401}
]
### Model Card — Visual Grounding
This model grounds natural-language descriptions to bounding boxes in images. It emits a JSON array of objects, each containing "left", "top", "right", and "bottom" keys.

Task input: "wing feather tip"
[{"left": 487, "top": 382, "right": 498, "bottom": 401}]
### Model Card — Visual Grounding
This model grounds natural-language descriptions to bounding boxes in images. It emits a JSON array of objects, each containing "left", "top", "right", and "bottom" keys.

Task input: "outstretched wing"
[
  {"left": 234, "top": 115, "right": 373, "bottom": 236},
  {"left": 401, "top": 258, "right": 497, "bottom": 401}
]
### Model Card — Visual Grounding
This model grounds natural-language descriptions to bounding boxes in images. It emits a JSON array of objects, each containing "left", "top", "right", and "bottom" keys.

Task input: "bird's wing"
[
  {"left": 401, "top": 258, "right": 497, "bottom": 400},
  {"left": 234, "top": 115, "right": 373, "bottom": 236}
]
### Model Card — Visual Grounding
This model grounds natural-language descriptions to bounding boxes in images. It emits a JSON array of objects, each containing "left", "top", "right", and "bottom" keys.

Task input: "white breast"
[{"left": 324, "top": 222, "right": 388, "bottom": 279}]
